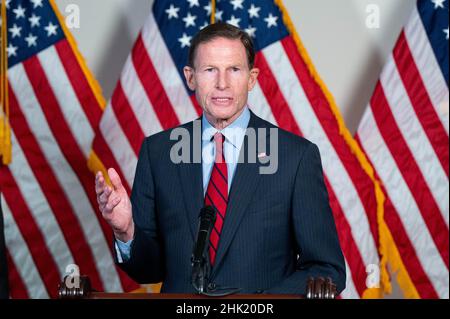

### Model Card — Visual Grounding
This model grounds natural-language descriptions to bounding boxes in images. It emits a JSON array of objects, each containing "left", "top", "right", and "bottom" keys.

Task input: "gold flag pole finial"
[
  {"left": 210, "top": 0, "right": 216, "bottom": 24},
  {"left": 0, "top": 0, "right": 12, "bottom": 165}
]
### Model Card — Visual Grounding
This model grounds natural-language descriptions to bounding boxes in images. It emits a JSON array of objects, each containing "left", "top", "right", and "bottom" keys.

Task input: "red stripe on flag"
[
  {"left": 281, "top": 36, "right": 380, "bottom": 246},
  {"left": 7, "top": 83, "right": 106, "bottom": 292},
  {"left": 254, "top": 52, "right": 302, "bottom": 136},
  {"left": 0, "top": 168, "right": 59, "bottom": 298},
  {"left": 325, "top": 177, "right": 367, "bottom": 297},
  {"left": 54, "top": 39, "right": 103, "bottom": 128},
  {"left": 111, "top": 81, "right": 145, "bottom": 156},
  {"left": 132, "top": 34, "right": 180, "bottom": 130},
  {"left": 190, "top": 94, "right": 203, "bottom": 116},
  {"left": 370, "top": 83, "right": 449, "bottom": 267},
  {"left": 393, "top": 32, "right": 449, "bottom": 177},
  {"left": 384, "top": 197, "right": 440, "bottom": 298},
  {"left": 6, "top": 250, "right": 29, "bottom": 299}
]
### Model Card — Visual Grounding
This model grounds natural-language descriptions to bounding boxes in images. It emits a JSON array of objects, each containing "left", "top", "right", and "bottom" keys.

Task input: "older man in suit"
[{"left": 95, "top": 23, "right": 345, "bottom": 295}]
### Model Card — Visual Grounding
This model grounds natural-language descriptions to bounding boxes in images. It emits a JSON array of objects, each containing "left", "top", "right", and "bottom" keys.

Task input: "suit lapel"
[
  {"left": 211, "top": 112, "right": 268, "bottom": 277},
  {"left": 177, "top": 119, "right": 204, "bottom": 241}
]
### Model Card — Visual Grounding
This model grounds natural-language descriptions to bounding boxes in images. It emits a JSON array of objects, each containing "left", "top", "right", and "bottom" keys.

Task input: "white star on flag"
[
  {"left": 31, "top": 0, "right": 44, "bottom": 8},
  {"left": 444, "top": 26, "right": 449, "bottom": 40},
  {"left": 200, "top": 22, "right": 209, "bottom": 30},
  {"left": 183, "top": 12, "right": 197, "bottom": 27},
  {"left": 29, "top": 14, "right": 41, "bottom": 28},
  {"left": 431, "top": 0, "right": 446, "bottom": 9},
  {"left": 178, "top": 32, "right": 192, "bottom": 48},
  {"left": 8, "top": 24, "right": 22, "bottom": 38},
  {"left": 230, "top": 0, "right": 244, "bottom": 10},
  {"left": 215, "top": 10, "right": 223, "bottom": 21},
  {"left": 5, "top": 0, "right": 11, "bottom": 9},
  {"left": 45, "top": 22, "right": 58, "bottom": 36},
  {"left": 248, "top": 4, "right": 261, "bottom": 18},
  {"left": 187, "top": 0, "right": 199, "bottom": 8},
  {"left": 25, "top": 33, "right": 38, "bottom": 47},
  {"left": 264, "top": 13, "right": 278, "bottom": 28},
  {"left": 204, "top": 3, "right": 212, "bottom": 16},
  {"left": 6, "top": 43, "right": 18, "bottom": 57},
  {"left": 13, "top": 5, "right": 26, "bottom": 19},
  {"left": 245, "top": 25, "right": 257, "bottom": 37},
  {"left": 227, "top": 15, "right": 241, "bottom": 27},
  {"left": 165, "top": 4, "right": 180, "bottom": 19}
]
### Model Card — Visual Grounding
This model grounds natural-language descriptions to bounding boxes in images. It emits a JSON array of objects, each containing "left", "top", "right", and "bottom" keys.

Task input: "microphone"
[
  {"left": 191, "top": 206, "right": 216, "bottom": 293},
  {"left": 192, "top": 206, "right": 216, "bottom": 265}
]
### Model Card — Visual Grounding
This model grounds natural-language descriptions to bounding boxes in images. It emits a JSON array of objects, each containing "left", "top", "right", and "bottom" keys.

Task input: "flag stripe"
[
  {"left": 393, "top": 32, "right": 449, "bottom": 177},
  {"left": 281, "top": 37, "right": 380, "bottom": 244},
  {"left": 370, "top": 83, "right": 449, "bottom": 267},
  {"left": 5, "top": 250, "right": 30, "bottom": 299},
  {"left": 0, "top": 168, "right": 60, "bottom": 298},
  {"left": 383, "top": 196, "right": 440, "bottom": 298},
  {"left": 2, "top": 196, "right": 50, "bottom": 299},
  {"left": 120, "top": 56, "right": 164, "bottom": 137},
  {"left": 7, "top": 78, "right": 106, "bottom": 292},
  {"left": 132, "top": 35, "right": 180, "bottom": 130},
  {"left": 357, "top": 107, "right": 448, "bottom": 298},
  {"left": 260, "top": 43, "right": 379, "bottom": 269},
  {"left": 111, "top": 82, "right": 145, "bottom": 156},
  {"left": 54, "top": 39, "right": 103, "bottom": 127},
  {"left": 404, "top": 5, "right": 449, "bottom": 134}
]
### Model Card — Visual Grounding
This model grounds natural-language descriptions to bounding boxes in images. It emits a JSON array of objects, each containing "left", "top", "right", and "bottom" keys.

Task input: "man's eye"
[
  {"left": 205, "top": 68, "right": 215, "bottom": 72},
  {"left": 232, "top": 67, "right": 240, "bottom": 72}
]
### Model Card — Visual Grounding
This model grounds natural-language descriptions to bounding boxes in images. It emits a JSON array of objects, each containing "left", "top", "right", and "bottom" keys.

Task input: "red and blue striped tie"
[{"left": 205, "top": 133, "right": 228, "bottom": 266}]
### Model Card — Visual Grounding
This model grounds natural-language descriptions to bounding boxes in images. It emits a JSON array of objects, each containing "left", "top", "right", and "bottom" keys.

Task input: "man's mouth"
[{"left": 211, "top": 97, "right": 233, "bottom": 104}]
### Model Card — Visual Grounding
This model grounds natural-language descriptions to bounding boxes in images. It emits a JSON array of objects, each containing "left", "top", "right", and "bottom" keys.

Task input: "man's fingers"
[
  {"left": 108, "top": 168, "right": 124, "bottom": 192},
  {"left": 98, "top": 186, "right": 112, "bottom": 205},
  {"left": 95, "top": 171, "right": 106, "bottom": 194},
  {"left": 104, "top": 196, "right": 121, "bottom": 213}
]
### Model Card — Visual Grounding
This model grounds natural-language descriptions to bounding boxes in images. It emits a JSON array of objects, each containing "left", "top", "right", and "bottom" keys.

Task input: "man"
[{"left": 95, "top": 23, "right": 345, "bottom": 295}]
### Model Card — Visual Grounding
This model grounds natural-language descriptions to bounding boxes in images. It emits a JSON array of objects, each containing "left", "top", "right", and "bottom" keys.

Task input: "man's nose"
[{"left": 215, "top": 71, "right": 229, "bottom": 90}]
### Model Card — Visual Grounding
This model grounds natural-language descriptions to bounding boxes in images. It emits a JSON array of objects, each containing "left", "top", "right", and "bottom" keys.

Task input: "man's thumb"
[{"left": 108, "top": 168, "right": 124, "bottom": 191}]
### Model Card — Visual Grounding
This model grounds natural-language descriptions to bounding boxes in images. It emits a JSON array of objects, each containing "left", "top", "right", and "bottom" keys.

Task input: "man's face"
[{"left": 184, "top": 37, "right": 259, "bottom": 126}]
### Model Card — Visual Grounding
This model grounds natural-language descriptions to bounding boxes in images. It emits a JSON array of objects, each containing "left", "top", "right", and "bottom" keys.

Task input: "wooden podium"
[{"left": 58, "top": 276, "right": 336, "bottom": 299}]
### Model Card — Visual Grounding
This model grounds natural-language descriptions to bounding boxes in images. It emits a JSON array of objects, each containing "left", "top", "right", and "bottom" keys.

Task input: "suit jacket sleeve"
[
  {"left": 115, "top": 138, "right": 165, "bottom": 284},
  {"left": 265, "top": 143, "right": 346, "bottom": 295}
]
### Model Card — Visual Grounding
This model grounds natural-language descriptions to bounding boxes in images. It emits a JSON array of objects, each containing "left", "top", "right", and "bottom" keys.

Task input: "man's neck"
[{"left": 205, "top": 107, "right": 247, "bottom": 130}]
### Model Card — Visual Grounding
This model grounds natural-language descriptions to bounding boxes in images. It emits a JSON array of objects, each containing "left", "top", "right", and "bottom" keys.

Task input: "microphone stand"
[{"left": 191, "top": 249, "right": 211, "bottom": 294}]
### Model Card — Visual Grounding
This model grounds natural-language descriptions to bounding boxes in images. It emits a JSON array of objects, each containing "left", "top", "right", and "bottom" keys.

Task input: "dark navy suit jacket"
[{"left": 116, "top": 111, "right": 346, "bottom": 295}]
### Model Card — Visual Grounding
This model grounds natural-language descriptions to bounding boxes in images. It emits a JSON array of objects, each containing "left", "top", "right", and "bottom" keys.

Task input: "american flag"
[
  {"left": 91, "top": 0, "right": 386, "bottom": 298},
  {"left": 356, "top": 0, "right": 449, "bottom": 298},
  {"left": 0, "top": 0, "right": 138, "bottom": 298}
]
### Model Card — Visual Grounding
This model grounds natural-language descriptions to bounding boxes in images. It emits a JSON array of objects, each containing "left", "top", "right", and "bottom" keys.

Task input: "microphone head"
[{"left": 200, "top": 206, "right": 216, "bottom": 223}]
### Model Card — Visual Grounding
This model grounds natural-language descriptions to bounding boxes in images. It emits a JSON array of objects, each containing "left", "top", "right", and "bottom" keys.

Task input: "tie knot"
[
  {"left": 214, "top": 133, "right": 225, "bottom": 162},
  {"left": 214, "top": 132, "right": 225, "bottom": 147}
]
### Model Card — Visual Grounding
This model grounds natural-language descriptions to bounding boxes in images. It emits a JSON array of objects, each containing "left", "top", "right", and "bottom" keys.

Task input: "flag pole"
[
  {"left": 211, "top": 0, "right": 216, "bottom": 24},
  {"left": 0, "top": 0, "right": 11, "bottom": 165}
]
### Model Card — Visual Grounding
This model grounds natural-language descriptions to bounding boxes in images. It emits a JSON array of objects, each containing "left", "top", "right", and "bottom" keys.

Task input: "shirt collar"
[{"left": 202, "top": 107, "right": 250, "bottom": 150}]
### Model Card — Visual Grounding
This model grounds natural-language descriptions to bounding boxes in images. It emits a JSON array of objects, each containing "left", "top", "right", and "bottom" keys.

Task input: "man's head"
[{"left": 183, "top": 23, "right": 260, "bottom": 129}]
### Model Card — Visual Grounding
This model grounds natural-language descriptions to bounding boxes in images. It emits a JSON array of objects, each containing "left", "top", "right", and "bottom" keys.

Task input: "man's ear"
[
  {"left": 183, "top": 66, "right": 197, "bottom": 91},
  {"left": 248, "top": 67, "right": 260, "bottom": 91}
]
